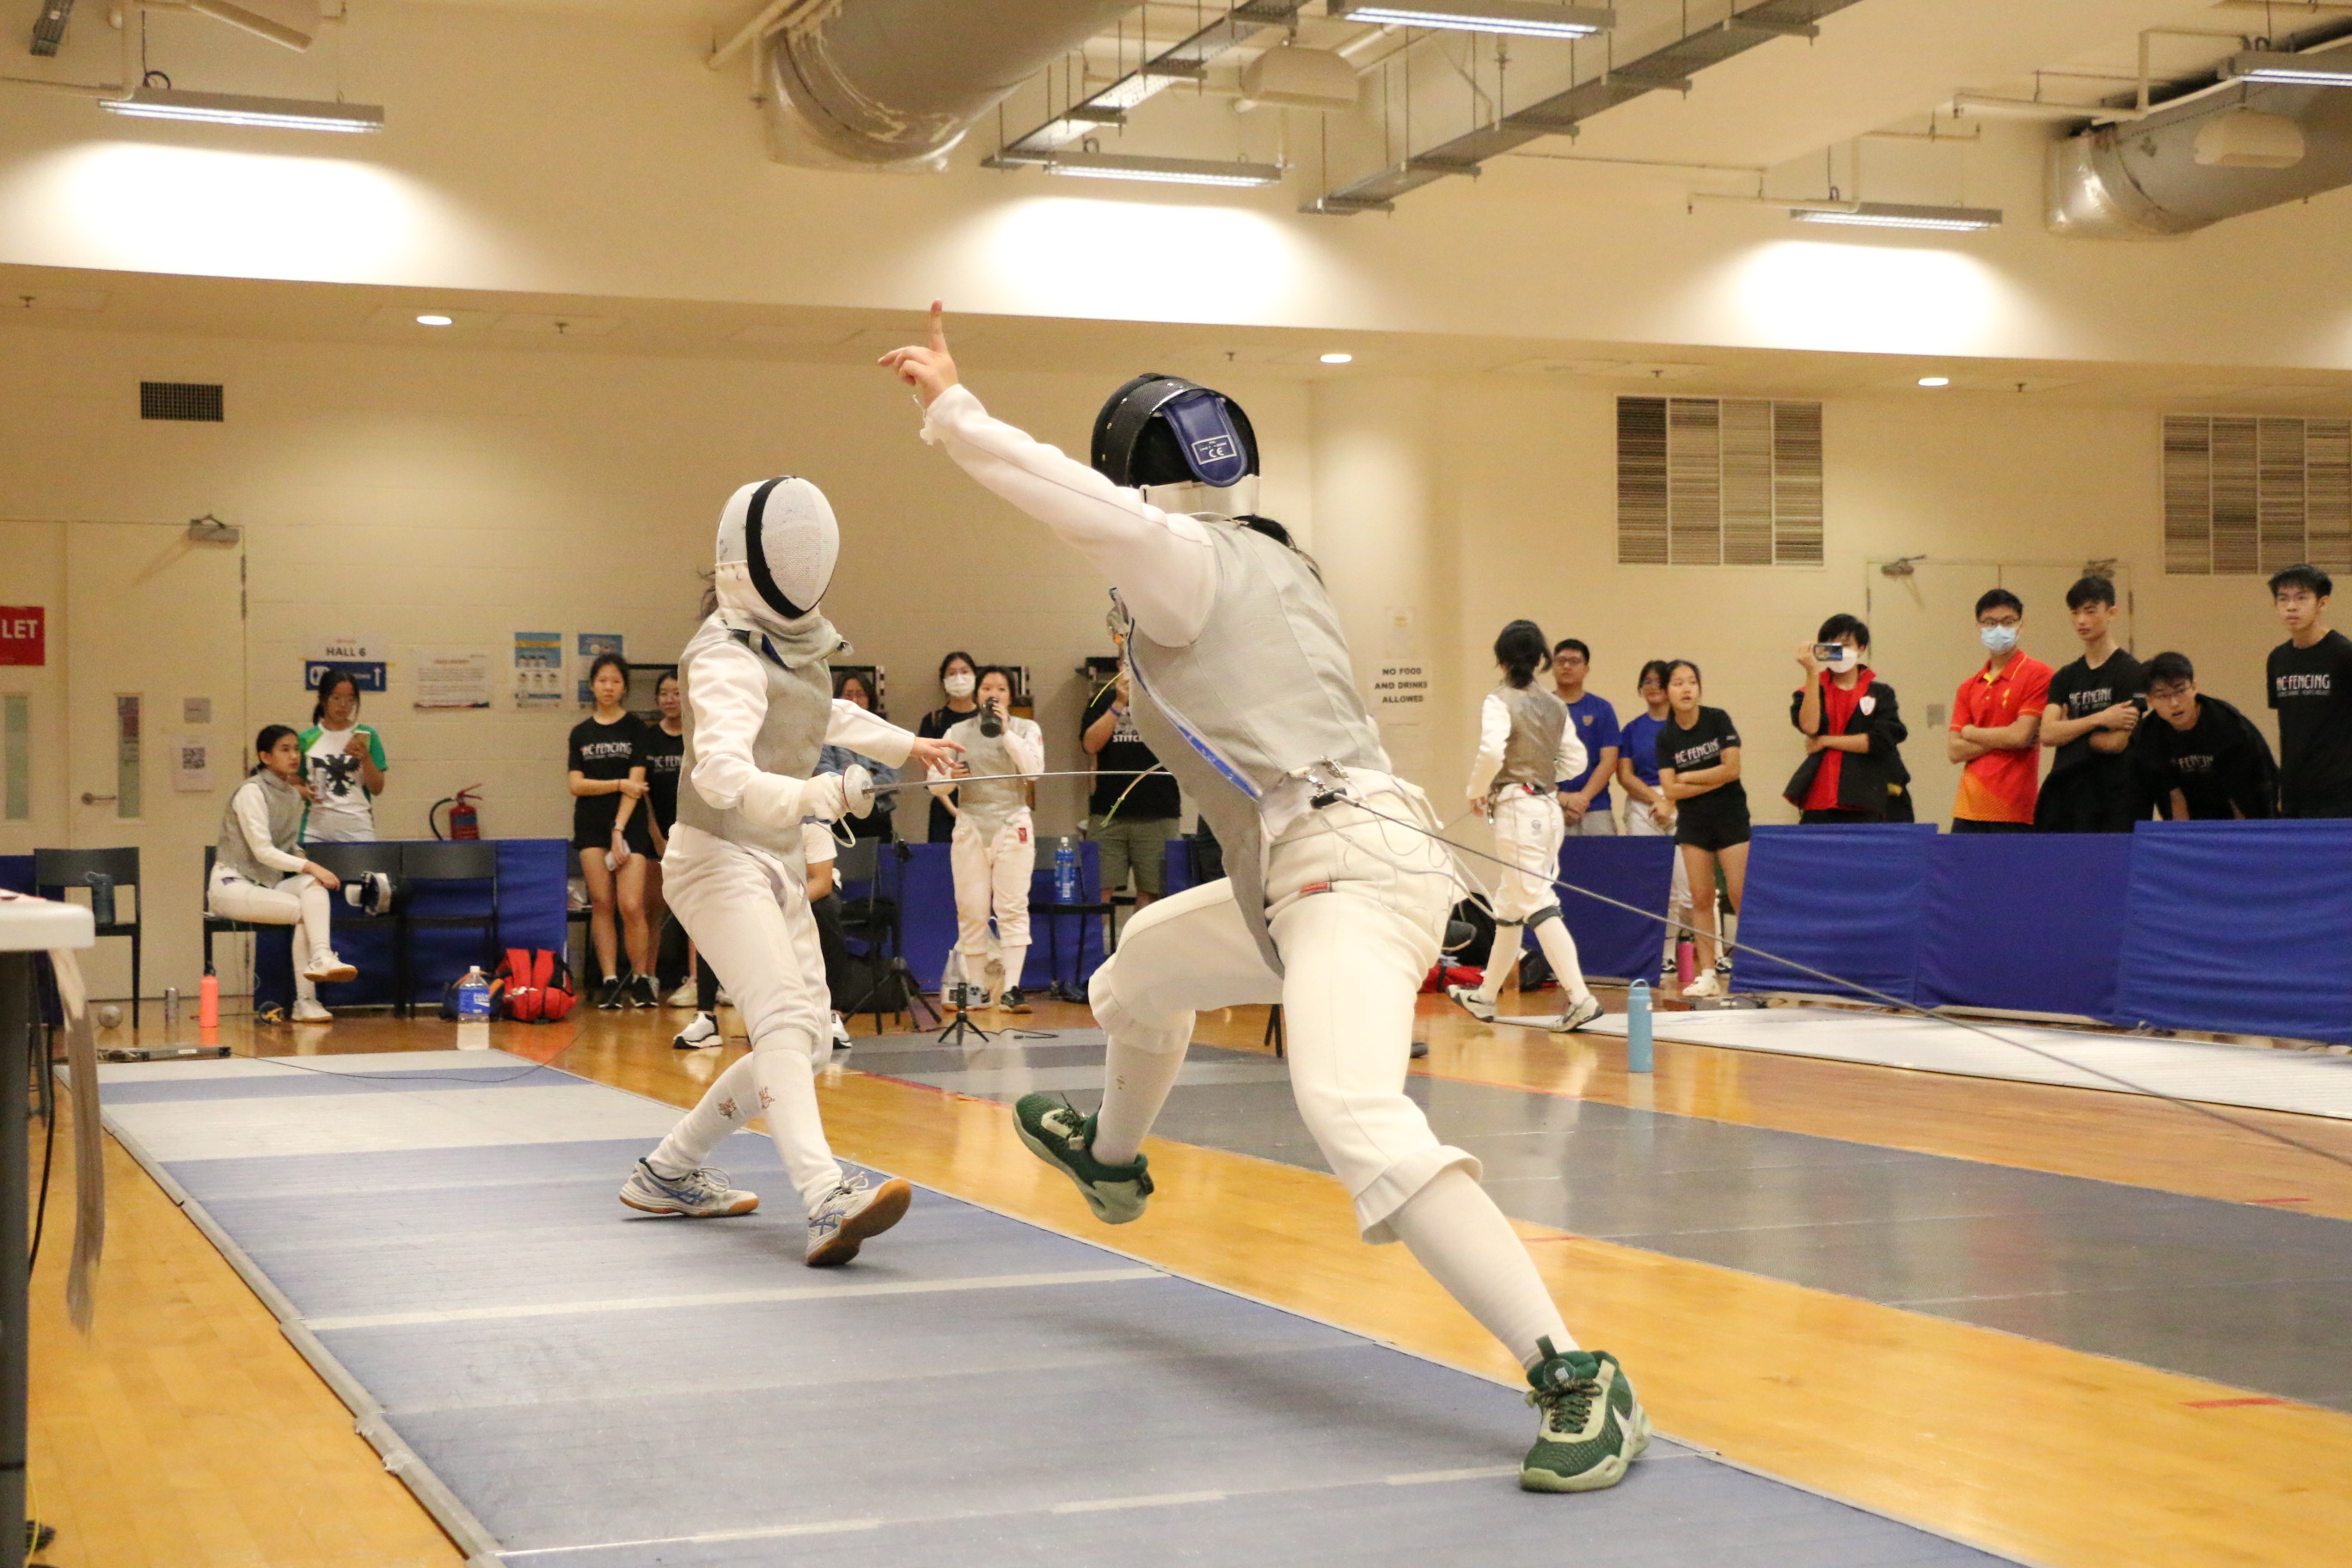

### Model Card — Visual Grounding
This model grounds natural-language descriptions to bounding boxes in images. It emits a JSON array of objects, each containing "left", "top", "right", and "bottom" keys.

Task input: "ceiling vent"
[
  {"left": 140, "top": 382, "right": 224, "bottom": 422},
  {"left": 2194, "top": 109, "right": 2306, "bottom": 169},
  {"left": 1237, "top": 46, "right": 1358, "bottom": 113}
]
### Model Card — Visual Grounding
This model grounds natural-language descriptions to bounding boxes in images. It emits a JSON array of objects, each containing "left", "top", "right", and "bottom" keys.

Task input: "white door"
[{"left": 0, "top": 521, "right": 70, "bottom": 863}]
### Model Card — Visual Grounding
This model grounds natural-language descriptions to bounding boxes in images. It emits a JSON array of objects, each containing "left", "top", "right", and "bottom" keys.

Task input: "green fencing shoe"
[
  {"left": 1520, "top": 1340, "right": 1650, "bottom": 1493},
  {"left": 1013, "top": 1093, "right": 1155, "bottom": 1224}
]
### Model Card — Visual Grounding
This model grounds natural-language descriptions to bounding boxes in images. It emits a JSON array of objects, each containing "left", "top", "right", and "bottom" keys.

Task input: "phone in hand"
[{"left": 1811, "top": 643, "right": 1847, "bottom": 661}]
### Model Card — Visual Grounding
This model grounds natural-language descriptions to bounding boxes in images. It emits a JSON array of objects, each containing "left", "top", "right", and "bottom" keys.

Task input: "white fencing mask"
[{"left": 714, "top": 475, "right": 839, "bottom": 628}]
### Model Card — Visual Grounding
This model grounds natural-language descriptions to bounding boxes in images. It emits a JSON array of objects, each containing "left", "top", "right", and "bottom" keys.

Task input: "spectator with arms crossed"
[
  {"left": 2034, "top": 576, "right": 2146, "bottom": 832},
  {"left": 2266, "top": 564, "right": 2352, "bottom": 818},
  {"left": 1947, "top": 588, "right": 2050, "bottom": 833}
]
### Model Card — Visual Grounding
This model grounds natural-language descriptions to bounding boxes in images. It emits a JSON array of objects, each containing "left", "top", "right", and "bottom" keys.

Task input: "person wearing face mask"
[
  {"left": 1948, "top": 589, "right": 2052, "bottom": 833},
  {"left": 918, "top": 652, "right": 982, "bottom": 842},
  {"left": 617, "top": 475, "right": 962, "bottom": 1268},
  {"left": 1785, "top": 616, "right": 1910, "bottom": 824},
  {"left": 928, "top": 665, "right": 1045, "bottom": 1012}
]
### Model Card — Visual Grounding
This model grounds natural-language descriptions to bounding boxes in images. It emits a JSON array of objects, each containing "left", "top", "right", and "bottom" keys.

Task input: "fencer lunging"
[
  {"left": 882, "top": 305, "right": 1648, "bottom": 1494},
  {"left": 1449, "top": 619, "right": 1605, "bottom": 1033},
  {"left": 928, "top": 666, "right": 1044, "bottom": 1012},
  {"left": 618, "top": 475, "right": 958, "bottom": 1267}
]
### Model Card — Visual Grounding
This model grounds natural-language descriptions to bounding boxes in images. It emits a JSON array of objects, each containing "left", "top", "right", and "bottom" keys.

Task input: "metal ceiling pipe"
[
  {"left": 763, "top": 0, "right": 1141, "bottom": 171},
  {"left": 2049, "top": 78, "right": 2352, "bottom": 238}
]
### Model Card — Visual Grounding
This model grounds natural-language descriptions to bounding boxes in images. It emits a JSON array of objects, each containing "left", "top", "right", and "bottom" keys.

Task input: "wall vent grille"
[
  {"left": 1618, "top": 395, "right": 1822, "bottom": 566},
  {"left": 140, "top": 382, "right": 224, "bottom": 422},
  {"left": 2164, "top": 413, "right": 2352, "bottom": 575}
]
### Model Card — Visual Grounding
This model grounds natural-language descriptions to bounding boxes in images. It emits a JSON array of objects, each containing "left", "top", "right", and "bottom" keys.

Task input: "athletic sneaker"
[
  {"left": 672, "top": 1012, "right": 720, "bottom": 1050},
  {"left": 804, "top": 1173, "right": 913, "bottom": 1266},
  {"left": 302, "top": 949, "right": 357, "bottom": 984},
  {"left": 618, "top": 1158, "right": 759, "bottom": 1218},
  {"left": 666, "top": 979, "right": 699, "bottom": 1008},
  {"left": 1521, "top": 1339, "right": 1649, "bottom": 1493},
  {"left": 1682, "top": 971, "right": 1722, "bottom": 999},
  {"left": 291, "top": 997, "right": 334, "bottom": 1023},
  {"left": 1013, "top": 1094, "right": 1154, "bottom": 1224},
  {"left": 595, "top": 976, "right": 628, "bottom": 1011},
  {"left": 1445, "top": 983, "right": 1498, "bottom": 1023},
  {"left": 996, "top": 986, "right": 1032, "bottom": 1014},
  {"left": 629, "top": 975, "right": 659, "bottom": 1009},
  {"left": 1550, "top": 994, "right": 1605, "bottom": 1033},
  {"left": 831, "top": 1013, "right": 853, "bottom": 1052}
]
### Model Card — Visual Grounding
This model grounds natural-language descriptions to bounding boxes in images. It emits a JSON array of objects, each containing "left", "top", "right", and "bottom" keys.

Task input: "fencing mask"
[
  {"left": 1092, "top": 374, "right": 1260, "bottom": 517},
  {"left": 714, "top": 475, "right": 839, "bottom": 629}
]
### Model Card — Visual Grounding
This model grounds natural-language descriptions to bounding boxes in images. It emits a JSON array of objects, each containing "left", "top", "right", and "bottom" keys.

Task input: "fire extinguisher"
[{"left": 431, "top": 786, "right": 483, "bottom": 840}]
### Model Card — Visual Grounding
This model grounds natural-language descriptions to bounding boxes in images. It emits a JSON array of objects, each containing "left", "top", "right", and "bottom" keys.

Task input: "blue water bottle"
[
  {"left": 1626, "top": 981, "right": 1654, "bottom": 1075},
  {"left": 1053, "top": 836, "right": 1079, "bottom": 903},
  {"left": 456, "top": 965, "right": 492, "bottom": 1021}
]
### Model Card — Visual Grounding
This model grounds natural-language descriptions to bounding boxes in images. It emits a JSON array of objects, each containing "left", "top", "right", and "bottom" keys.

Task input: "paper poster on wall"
[
  {"left": 576, "top": 632, "right": 625, "bottom": 706},
  {"left": 414, "top": 648, "right": 493, "bottom": 709},
  {"left": 514, "top": 631, "right": 565, "bottom": 708},
  {"left": 173, "top": 730, "right": 217, "bottom": 793},
  {"left": 3, "top": 694, "right": 28, "bottom": 820},
  {"left": 306, "top": 633, "right": 386, "bottom": 693}
]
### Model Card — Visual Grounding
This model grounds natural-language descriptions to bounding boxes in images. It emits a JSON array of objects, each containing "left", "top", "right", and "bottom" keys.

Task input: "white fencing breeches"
[
  {"left": 1478, "top": 787, "right": 1589, "bottom": 1006},
  {"left": 1087, "top": 788, "right": 1475, "bottom": 1242},
  {"left": 208, "top": 869, "right": 333, "bottom": 1002},
  {"left": 952, "top": 809, "right": 1035, "bottom": 959},
  {"left": 644, "top": 839, "right": 842, "bottom": 1210}
]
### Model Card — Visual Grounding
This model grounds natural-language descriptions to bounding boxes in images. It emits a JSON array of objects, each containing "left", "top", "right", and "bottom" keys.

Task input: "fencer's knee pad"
[
  {"left": 1087, "top": 959, "right": 1189, "bottom": 1055},
  {"left": 1526, "top": 904, "right": 1564, "bottom": 929}
]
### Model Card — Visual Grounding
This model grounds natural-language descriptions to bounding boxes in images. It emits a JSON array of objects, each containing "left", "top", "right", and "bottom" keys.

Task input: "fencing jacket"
[
  {"left": 674, "top": 611, "right": 914, "bottom": 867},
  {"left": 1469, "top": 684, "right": 1586, "bottom": 800},
  {"left": 934, "top": 714, "right": 1044, "bottom": 836},
  {"left": 922, "top": 385, "right": 1389, "bottom": 971},
  {"left": 216, "top": 771, "right": 308, "bottom": 887}
]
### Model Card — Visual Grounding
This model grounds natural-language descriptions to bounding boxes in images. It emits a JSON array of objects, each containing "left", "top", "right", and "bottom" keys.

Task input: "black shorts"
[
  {"left": 573, "top": 813, "right": 655, "bottom": 856},
  {"left": 1675, "top": 812, "right": 1751, "bottom": 854}
]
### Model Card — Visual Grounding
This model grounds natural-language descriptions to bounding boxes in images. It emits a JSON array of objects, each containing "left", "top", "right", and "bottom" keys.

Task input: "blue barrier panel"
[
  {"left": 0, "top": 855, "right": 32, "bottom": 894},
  {"left": 1730, "top": 824, "right": 1935, "bottom": 1003},
  {"left": 900, "top": 839, "right": 1106, "bottom": 992},
  {"left": 1554, "top": 836, "right": 1679, "bottom": 983},
  {"left": 1917, "top": 833, "right": 2132, "bottom": 1020},
  {"left": 2116, "top": 819, "right": 2352, "bottom": 1045}
]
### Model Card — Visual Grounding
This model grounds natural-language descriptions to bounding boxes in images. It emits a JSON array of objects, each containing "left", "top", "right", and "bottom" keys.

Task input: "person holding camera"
[
  {"left": 211, "top": 724, "right": 358, "bottom": 1024},
  {"left": 2035, "top": 576, "right": 2147, "bottom": 833},
  {"left": 568, "top": 651, "right": 657, "bottom": 1009},
  {"left": 1786, "top": 616, "right": 1911, "bottom": 824},
  {"left": 928, "top": 665, "right": 1044, "bottom": 1012},
  {"left": 297, "top": 667, "right": 388, "bottom": 843}
]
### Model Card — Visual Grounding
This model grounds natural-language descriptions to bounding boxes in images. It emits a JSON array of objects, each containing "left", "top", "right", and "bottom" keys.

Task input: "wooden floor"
[{"left": 28, "top": 989, "right": 2352, "bottom": 1568}]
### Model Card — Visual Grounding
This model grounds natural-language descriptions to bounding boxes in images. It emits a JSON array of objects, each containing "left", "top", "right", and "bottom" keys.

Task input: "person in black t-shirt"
[
  {"left": 2266, "top": 564, "right": 2352, "bottom": 818},
  {"left": 2035, "top": 575, "right": 2147, "bottom": 833},
  {"left": 567, "top": 652, "right": 655, "bottom": 1008},
  {"left": 1082, "top": 631, "right": 1180, "bottom": 922},
  {"left": 639, "top": 670, "right": 690, "bottom": 997},
  {"left": 2133, "top": 652, "right": 2276, "bottom": 821},
  {"left": 917, "top": 650, "right": 982, "bottom": 842},
  {"left": 1655, "top": 659, "right": 1748, "bottom": 998}
]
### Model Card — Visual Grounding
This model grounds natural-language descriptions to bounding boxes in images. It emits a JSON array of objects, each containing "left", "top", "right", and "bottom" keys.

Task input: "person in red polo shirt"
[{"left": 1947, "top": 588, "right": 2051, "bottom": 832}]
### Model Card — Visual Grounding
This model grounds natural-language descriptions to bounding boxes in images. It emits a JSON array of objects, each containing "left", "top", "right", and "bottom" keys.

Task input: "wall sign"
[
  {"left": 414, "top": 648, "right": 493, "bottom": 710},
  {"left": 305, "top": 633, "right": 386, "bottom": 693},
  {"left": 0, "top": 605, "right": 44, "bottom": 666},
  {"left": 514, "top": 631, "right": 565, "bottom": 707}
]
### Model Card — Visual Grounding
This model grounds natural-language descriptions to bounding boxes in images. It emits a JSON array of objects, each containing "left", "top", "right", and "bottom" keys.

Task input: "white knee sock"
[
  {"left": 1478, "top": 922, "right": 1523, "bottom": 1004},
  {"left": 298, "top": 881, "right": 334, "bottom": 968},
  {"left": 751, "top": 1047, "right": 846, "bottom": 1210},
  {"left": 646, "top": 1054, "right": 760, "bottom": 1177},
  {"left": 1530, "top": 915, "right": 1590, "bottom": 1002},
  {"left": 999, "top": 944, "right": 1029, "bottom": 994},
  {"left": 1091, "top": 1018, "right": 1190, "bottom": 1166},
  {"left": 1387, "top": 1168, "right": 1574, "bottom": 1369}
]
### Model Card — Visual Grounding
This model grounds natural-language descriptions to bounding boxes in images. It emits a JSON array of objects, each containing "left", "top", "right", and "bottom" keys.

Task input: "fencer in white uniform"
[
  {"left": 1448, "top": 620, "right": 1606, "bottom": 1032},
  {"left": 209, "top": 723, "right": 358, "bottom": 1024},
  {"left": 929, "top": 666, "right": 1044, "bottom": 1010},
  {"left": 617, "top": 475, "right": 959, "bottom": 1267},
  {"left": 882, "top": 309, "right": 1648, "bottom": 1493}
]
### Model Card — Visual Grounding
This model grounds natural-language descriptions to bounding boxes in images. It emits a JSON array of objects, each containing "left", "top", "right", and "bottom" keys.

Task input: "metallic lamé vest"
[
  {"left": 1489, "top": 683, "right": 1569, "bottom": 793},
  {"left": 673, "top": 615, "right": 833, "bottom": 865}
]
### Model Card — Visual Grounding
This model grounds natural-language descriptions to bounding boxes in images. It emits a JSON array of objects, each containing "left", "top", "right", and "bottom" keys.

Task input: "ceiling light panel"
[
  {"left": 1328, "top": 0, "right": 1614, "bottom": 38},
  {"left": 2226, "top": 51, "right": 2352, "bottom": 87},
  {"left": 1790, "top": 201, "right": 2002, "bottom": 231},
  {"left": 1042, "top": 152, "right": 1283, "bottom": 187},
  {"left": 100, "top": 87, "right": 384, "bottom": 132}
]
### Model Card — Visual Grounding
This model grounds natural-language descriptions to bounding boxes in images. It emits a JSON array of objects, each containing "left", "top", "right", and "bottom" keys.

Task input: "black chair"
[
  {"left": 306, "top": 842, "right": 407, "bottom": 1014},
  {"left": 200, "top": 846, "right": 260, "bottom": 983},
  {"left": 35, "top": 847, "right": 141, "bottom": 1027},
  {"left": 835, "top": 839, "right": 930, "bottom": 1032},
  {"left": 399, "top": 841, "right": 500, "bottom": 1017},
  {"left": 1037, "top": 842, "right": 1114, "bottom": 1005}
]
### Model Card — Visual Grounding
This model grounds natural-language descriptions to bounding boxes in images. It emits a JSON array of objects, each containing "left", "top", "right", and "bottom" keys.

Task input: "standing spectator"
[
  {"left": 1947, "top": 589, "right": 2051, "bottom": 834},
  {"left": 929, "top": 666, "right": 1044, "bottom": 1013},
  {"left": 1656, "top": 660, "right": 1748, "bottom": 998},
  {"left": 2266, "top": 564, "right": 2352, "bottom": 818},
  {"left": 297, "top": 668, "right": 387, "bottom": 842},
  {"left": 1617, "top": 658, "right": 1691, "bottom": 983},
  {"left": 568, "top": 651, "right": 656, "bottom": 1009},
  {"left": 210, "top": 725, "right": 358, "bottom": 1024},
  {"left": 639, "top": 671, "right": 692, "bottom": 1004},
  {"left": 2133, "top": 652, "right": 2277, "bottom": 821},
  {"left": 916, "top": 651, "right": 982, "bottom": 842},
  {"left": 1550, "top": 639, "right": 1620, "bottom": 835},
  {"left": 2035, "top": 576, "right": 2146, "bottom": 832},
  {"left": 1082, "top": 623, "right": 1179, "bottom": 929},
  {"left": 819, "top": 670, "right": 901, "bottom": 841},
  {"left": 1786, "top": 615, "right": 1908, "bottom": 824}
]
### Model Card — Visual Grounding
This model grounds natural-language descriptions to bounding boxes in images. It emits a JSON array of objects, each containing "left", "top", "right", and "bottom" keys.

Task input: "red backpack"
[{"left": 494, "top": 947, "right": 577, "bottom": 1022}]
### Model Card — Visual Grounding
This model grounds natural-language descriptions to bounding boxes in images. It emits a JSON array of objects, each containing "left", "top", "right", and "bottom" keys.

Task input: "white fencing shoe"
[
  {"left": 805, "top": 1173, "right": 913, "bottom": 1266},
  {"left": 1445, "top": 983, "right": 1498, "bottom": 1023},
  {"left": 1550, "top": 994, "right": 1606, "bottom": 1033},
  {"left": 619, "top": 1159, "right": 758, "bottom": 1217},
  {"left": 291, "top": 998, "right": 334, "bottom": 1023},
  {"left": 303, "top": 949, "right": 358, "bottom": 984}
]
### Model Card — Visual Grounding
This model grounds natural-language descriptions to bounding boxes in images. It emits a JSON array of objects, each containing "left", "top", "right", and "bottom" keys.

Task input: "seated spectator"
[
  {"left": 297, "top": 667, "right": 387, "bottom": 843},
  {"left": 1947, "top": 588, "right": 2050, "bottom": 833},
  {"left": 2134, "top": 652, "right": 2277, "bottom": 820},
  {"left": 1785, "top": 614, "right": 1909, "bottom": 824},
  {"left": 819, "top": 670, "right": 901, "bottom": 841},
  {"left": 1656, "top": 659, "right": 1747, "bottom": 998},
  {"left": 2266, "top": 564, "right": 2352, "bottom": 818},
  {"left": 1550, "top": 638, "right": 1620, "bottom": 835},
  {"left": 1618, "top": 658, "right": 1692, "bottom": 983},
  {"left": 209, "top": 724, "right": 358, "bottom": 1025},
  {"left": 2035, "top": 576, "right": 2147, "bottom": 832}
]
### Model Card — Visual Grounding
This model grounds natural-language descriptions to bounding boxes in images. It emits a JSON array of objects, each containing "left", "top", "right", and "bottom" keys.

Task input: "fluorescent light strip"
[
  {"left": 100, "top": 87, "right": 384, "bottom": 133},
  {"left": 1332, "top": 1, "right": 1614, "bottom": 40},
  {"left": 1791, "top": 201, "right": 2002, "bottom": 232},
  {"left": 1043, "top": 152, "right": 1283, "bottom": 187},
  {"left": 2227, "top": 51, "right": 2352, "bottom": 87}
]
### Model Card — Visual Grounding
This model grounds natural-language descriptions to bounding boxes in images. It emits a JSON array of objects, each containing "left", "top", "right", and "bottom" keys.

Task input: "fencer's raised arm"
[
  {"left": 824, "top": 698, "right": 916, "bottom": 769},
  {"left": 919, "top": 387, "right": 1216, "bottom": 647},
  {"left": 688, "top": 639, "right": 842, "bottom": 827},
  {"left": 1468, "top": 694, "right": 1514, "bottom": 805}
]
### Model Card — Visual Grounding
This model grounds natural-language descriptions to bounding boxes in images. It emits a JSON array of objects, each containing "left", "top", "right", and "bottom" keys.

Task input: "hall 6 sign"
[{"left": 0, "top": 606, "right": 44, "bottom": 666}]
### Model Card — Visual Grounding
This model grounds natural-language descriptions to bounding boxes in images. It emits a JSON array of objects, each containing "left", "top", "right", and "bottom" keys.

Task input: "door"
[
  {"left": 0, "top": 522, "right": 70, "bottom": 866},
  {"left": 62, "top": 522, "right": 248, "bottom": 1003},
  {"left": 1865, "top": 560, "right": 2133, "bottom": 828}
]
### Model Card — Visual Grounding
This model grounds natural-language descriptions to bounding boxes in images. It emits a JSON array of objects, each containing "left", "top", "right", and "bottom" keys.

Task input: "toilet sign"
[{"left": 0, "top": 606, "right": 43, "bottom": 666}]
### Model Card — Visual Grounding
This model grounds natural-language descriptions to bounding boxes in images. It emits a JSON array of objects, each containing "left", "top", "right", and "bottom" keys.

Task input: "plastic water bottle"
[
  {"left": 456, "top": 966, "right": 492, "bottom": 1020},
  {"left": 1626, "top": 981, "right": 1654, "bottom": 1075},
  {"left": 1053, "top": 836, "right": 1079, "bottom": 903}
]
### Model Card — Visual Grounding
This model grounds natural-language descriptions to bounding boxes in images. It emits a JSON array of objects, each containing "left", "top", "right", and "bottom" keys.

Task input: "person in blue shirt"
[{"left": 1551, "top": 639, "right": 1621, "bottom": 835}]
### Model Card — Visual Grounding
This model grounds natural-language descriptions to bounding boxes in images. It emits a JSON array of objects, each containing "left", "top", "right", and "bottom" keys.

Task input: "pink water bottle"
[
  {"left": 1675, "top": 938, "right": 1697, "bottom": 991},
  {"left": 199, "top": 966, "right": 220, "bottom": 1030}
]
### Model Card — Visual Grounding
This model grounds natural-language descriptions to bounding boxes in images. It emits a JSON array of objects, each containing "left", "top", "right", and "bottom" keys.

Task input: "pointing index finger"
[{"left": 928, "top": 299, "right": 946, "bottom": 352}]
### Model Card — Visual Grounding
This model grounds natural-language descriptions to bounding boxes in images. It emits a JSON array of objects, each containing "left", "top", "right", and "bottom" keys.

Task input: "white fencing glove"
[
  {"left": 799, "top": 772, "right": 852, "bottom": 824},
  {"left": 840, "top": 764, "right": 875, "bottom": 819}
]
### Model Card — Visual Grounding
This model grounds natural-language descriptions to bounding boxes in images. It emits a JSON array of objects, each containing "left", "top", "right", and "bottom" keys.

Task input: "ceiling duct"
[
  {"left": 763, "top": 0, "right": 1140, "bottom": 171},
  {"left": 2050, "top": 62, "right": 2352, "bottom": 237}
]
